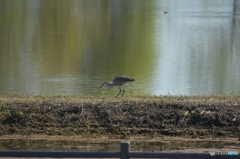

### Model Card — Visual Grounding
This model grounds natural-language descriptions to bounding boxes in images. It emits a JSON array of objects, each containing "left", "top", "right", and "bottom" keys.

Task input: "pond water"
[
  {"left": 0, "top": 139, "right": 239, "bottom": 152},
  {"left": 0, "top": 0, "right": 240, "bottom": 96}
]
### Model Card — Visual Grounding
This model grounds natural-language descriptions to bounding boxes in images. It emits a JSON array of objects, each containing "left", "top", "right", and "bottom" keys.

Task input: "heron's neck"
[{"left": 106, "top": 82, "right": 114, "bottom": 87}]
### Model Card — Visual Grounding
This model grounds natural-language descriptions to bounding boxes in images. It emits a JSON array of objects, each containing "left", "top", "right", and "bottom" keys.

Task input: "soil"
[{"left": 0, "top": 94, "right": 240, "bottom": 140}]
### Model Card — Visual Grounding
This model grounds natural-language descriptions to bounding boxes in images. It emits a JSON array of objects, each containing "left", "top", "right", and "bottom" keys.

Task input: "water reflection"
[
  {"left": 0, "top": 0, "right": 239, "bottom": 95},
  {"left": 0, "top": 139, "right": 119, "bottom": 151},
  {"left": 0, "top": 139, "right": 239, "bottom": 151}
]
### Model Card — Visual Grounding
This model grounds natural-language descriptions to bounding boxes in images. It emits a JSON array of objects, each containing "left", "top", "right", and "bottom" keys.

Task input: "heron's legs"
[
  {"left": 116, "top": 87, "right": 122, "bottom": 98},
  {"left": 121, "top": 88, "right": 125, "bottom": 97}
]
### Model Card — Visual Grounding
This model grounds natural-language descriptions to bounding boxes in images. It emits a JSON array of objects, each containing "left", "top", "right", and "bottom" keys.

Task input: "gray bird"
[{"left": 98, "top": 76, "right": 135, "bottom": 98}]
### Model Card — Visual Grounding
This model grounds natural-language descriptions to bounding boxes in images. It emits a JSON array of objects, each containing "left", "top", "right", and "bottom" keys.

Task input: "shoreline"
[{"left": 0, "top": 135, "right": 239, "bottom": 143}]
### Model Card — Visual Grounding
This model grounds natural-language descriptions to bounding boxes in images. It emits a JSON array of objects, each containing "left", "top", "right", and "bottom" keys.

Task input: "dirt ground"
[{"left": 0, "top": 95, "right": 240, "bottom": 140}]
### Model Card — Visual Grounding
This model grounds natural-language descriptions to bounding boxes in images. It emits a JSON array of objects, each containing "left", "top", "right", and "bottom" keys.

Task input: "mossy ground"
[{"left": 0, "top": 94, "right": 239, "bottom": 139}]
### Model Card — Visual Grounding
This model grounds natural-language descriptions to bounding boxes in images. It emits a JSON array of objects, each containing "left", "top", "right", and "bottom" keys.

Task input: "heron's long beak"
[{"left": 98, "top": 83, "right": 104, "bottom": 89}]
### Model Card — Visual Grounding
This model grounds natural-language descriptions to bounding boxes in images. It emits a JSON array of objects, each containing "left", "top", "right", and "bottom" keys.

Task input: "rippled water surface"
[
  {"left": 0, "top": 0, "right": 240, "bottom": 96},
  {"left": 0, "top": 139, "right": 239, "bottom": 152}
]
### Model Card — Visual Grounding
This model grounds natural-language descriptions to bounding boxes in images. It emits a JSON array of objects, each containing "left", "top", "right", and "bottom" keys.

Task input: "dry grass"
[{"left": 0, "top": 94, "right": 239, "bottom": 139}]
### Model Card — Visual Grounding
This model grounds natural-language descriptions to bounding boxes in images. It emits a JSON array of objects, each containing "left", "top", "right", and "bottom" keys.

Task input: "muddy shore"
[{"left": 0, "top": 94, "right": 239, "bottom": 139}]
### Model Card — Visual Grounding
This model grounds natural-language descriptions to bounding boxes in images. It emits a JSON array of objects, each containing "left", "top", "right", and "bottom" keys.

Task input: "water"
[
  {"left": 0, "top": 139, "right": 239, "bottom": 152},
  {"left": 0, "top": 0, "right": 240, "bottom": 96}
]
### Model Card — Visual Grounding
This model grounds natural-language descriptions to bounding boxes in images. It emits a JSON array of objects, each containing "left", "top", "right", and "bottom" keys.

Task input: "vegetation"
[{"left": 0, "top": 94, "right": 239, "bottom": 139}]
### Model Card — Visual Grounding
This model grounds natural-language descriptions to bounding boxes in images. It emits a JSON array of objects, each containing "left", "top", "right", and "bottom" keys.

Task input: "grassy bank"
[{"left": 0, "top": 94, "right": 239, "bottom": 139}]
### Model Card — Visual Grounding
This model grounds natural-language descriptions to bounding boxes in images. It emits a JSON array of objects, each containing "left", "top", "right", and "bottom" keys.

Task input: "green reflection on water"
[{"left": 0, "top": 0, "right": 157, "bottom": 95}]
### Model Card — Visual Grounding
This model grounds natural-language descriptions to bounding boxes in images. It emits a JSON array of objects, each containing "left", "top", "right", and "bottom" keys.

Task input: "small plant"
[{"left": 0, "top": 105, "right": 11, "bottom": 120}]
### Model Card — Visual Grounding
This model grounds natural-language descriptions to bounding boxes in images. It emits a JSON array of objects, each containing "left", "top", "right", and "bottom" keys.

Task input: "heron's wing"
[{"left": 113, "top": 76, "right": 135, "bottom": 83}]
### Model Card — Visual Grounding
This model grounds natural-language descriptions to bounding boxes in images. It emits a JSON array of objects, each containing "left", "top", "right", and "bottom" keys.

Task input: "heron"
[{"left": 98, "top": 76, "right": 135, "bottom": 98}]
